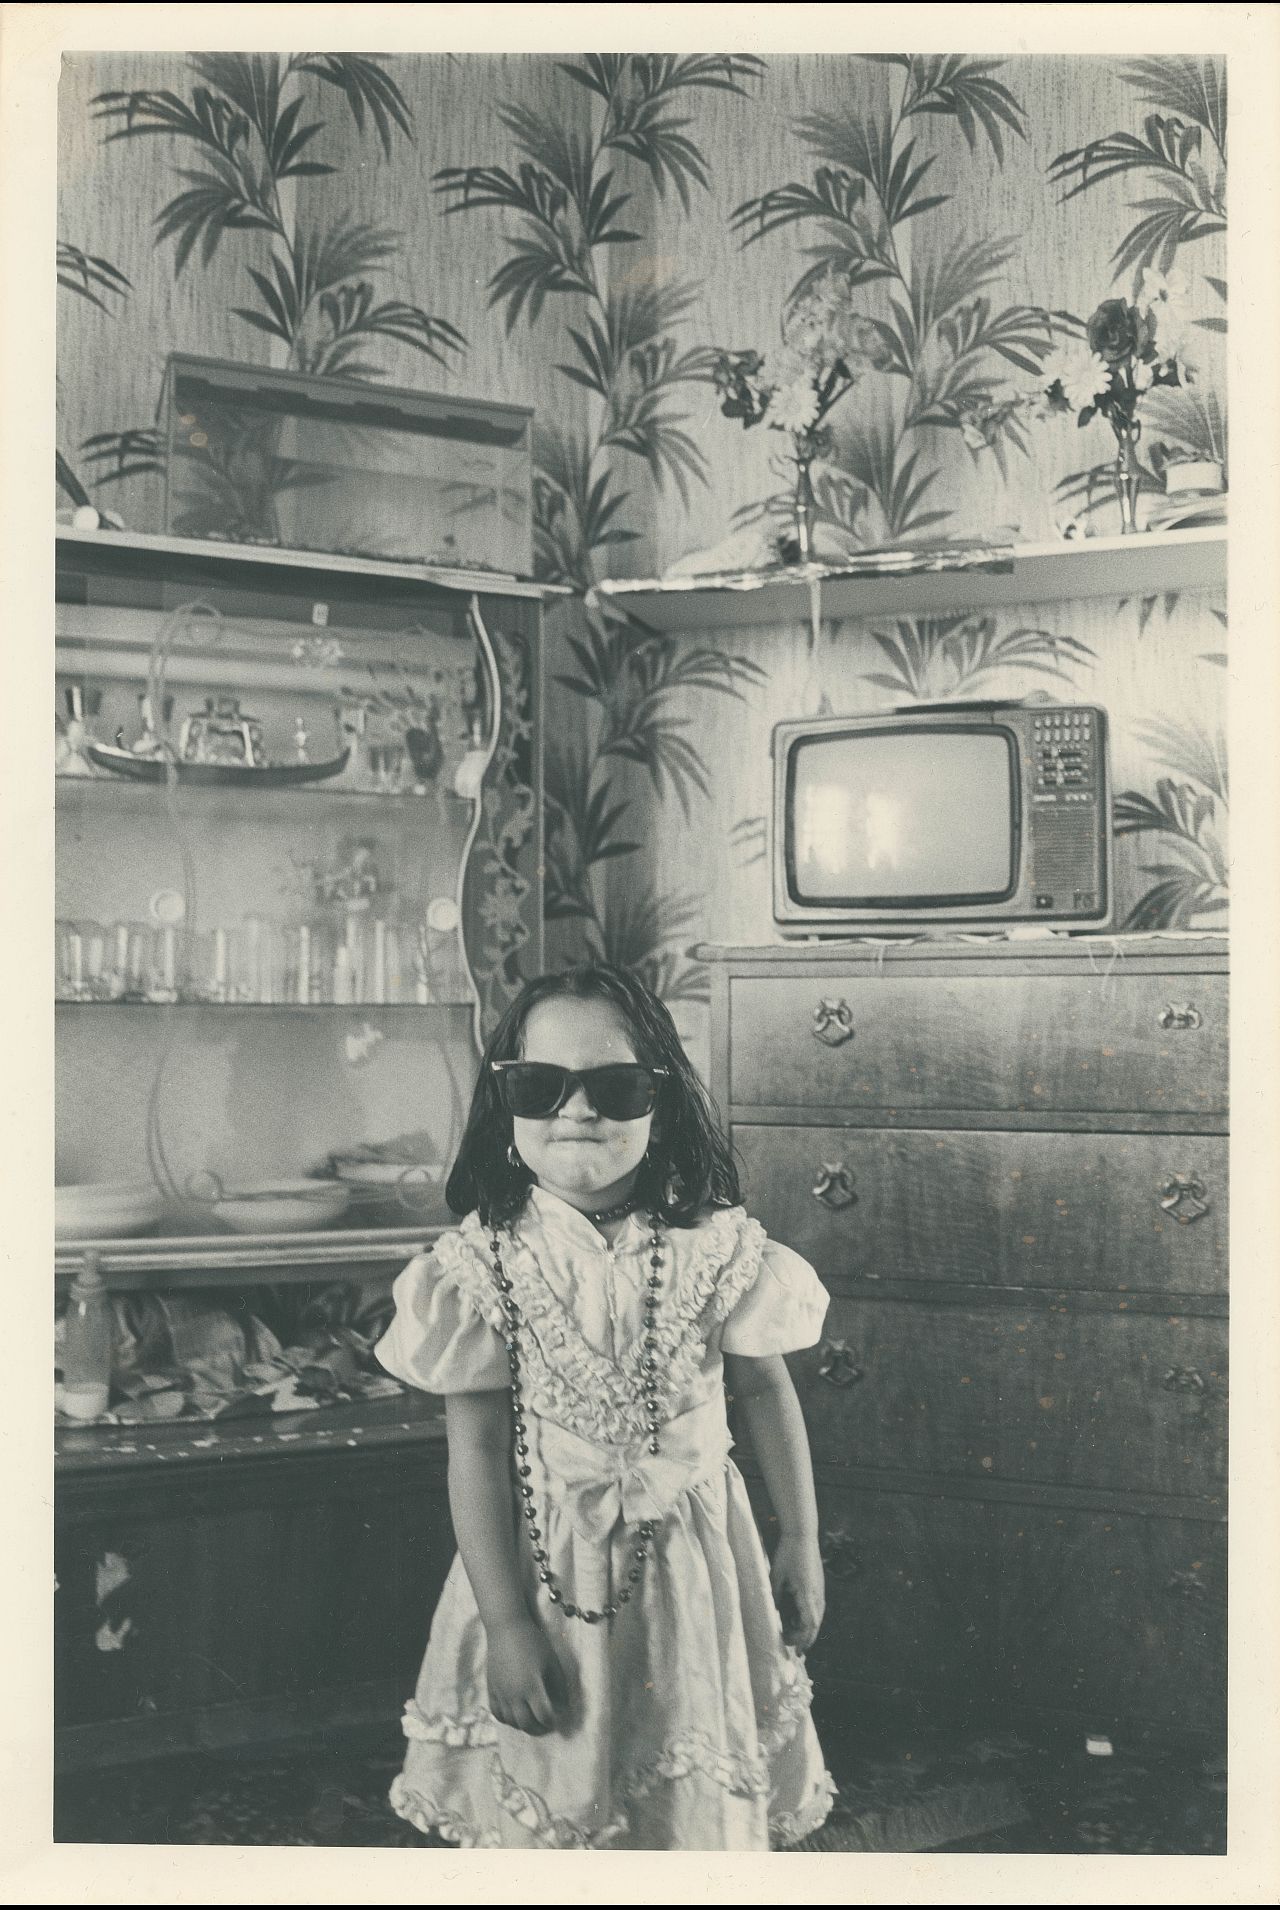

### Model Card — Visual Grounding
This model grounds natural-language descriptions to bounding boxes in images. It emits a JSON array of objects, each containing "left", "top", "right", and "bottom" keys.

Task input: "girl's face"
[{"left": 512, "top": 996, "right": 654, "bottom": 1215}]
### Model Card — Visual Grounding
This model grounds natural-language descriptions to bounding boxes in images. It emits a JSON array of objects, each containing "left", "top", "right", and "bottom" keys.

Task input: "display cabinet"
[{"left": 54, "top": 527, "right": 552, "bottom": 1765}]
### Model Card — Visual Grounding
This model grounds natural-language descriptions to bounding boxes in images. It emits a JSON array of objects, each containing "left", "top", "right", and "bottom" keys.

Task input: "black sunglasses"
[{"left": 490, "top": 1060, "right": 668, "bottom": 1121}]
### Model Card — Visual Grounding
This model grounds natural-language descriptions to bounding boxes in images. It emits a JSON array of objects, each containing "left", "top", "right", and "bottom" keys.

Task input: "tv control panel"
[
  {"left": 1028, "top": 707, "right": 1107, "bottom": 916},
  {"left": 1031, "top": 708, "right": 1100, "bottom": 800}
]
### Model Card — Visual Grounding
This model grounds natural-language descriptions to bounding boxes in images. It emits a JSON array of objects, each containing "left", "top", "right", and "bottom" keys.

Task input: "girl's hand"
[
  {"left": 485, "top": 1616, "right": 569, "bottom": 1735},
  {"left": 770, "top": 1531, "right": 826, "bottom": 1652}
]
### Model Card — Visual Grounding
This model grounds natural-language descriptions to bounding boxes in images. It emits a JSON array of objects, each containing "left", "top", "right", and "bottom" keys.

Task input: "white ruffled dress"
[{"left": 375, "top": 1185, "right": 836, "bottom": 1850}]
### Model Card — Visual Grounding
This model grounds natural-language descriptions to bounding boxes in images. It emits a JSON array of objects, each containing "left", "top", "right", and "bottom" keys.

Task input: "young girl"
[{"left": 376, "top": 962, "right": 835, "bottom": 1850}]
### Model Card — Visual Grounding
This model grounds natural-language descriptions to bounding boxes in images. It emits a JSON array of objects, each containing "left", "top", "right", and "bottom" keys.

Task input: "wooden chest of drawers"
[{"left": 702, "top": 937, "right": 1228, "bottom": 1737}]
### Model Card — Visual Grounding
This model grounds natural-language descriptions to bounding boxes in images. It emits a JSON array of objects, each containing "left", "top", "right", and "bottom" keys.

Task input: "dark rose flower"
[{"left": 1087, "top": 299, "right": 1145, "bottom": 365}]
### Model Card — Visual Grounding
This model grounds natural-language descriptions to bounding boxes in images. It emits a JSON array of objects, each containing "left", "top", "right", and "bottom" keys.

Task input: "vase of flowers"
[
  {"left": 713, "top": 273, "right": 890, "bottom": 565},
  {"left": 1040, "top": 283, "right": 1190, "bottom": 534},
  {"left": 959, "top": 271, "right": 1197, "bottom": 536}
]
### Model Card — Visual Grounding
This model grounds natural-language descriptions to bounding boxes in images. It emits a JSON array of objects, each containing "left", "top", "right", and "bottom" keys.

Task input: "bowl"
[
  {"left": 330, "top": 1157, "right": 444, "bottom": 1217},
  {"left": 55, "top": 1181, "right": 166, "bottom": 1241},
  {"left": 210, "top": 1178, "right": 352, "bottom": 1235}
]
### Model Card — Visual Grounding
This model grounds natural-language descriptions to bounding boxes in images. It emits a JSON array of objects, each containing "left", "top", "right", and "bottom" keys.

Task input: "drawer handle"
[
  {"left": 811, "top": 997, "right": 855, "bottom": 1047},
  {"left": 1161, "top": 1366, "right": 1207, "bottom": 1396},
  {"left": 819, "top": 1528, "right": 863, "bottom": 1581},
  {"left": 1159, "top": 1174, "right": 1210, "bottom": 1226},
  {"left": 1158, "top": 1001, "right": 1203, "bottom": 1031},
  {"left": 813, "top": 1162, "right": 858, "bottom": 1211},
  {"left": 817, "top": 1339, "right": 864, "bottom": 1388}
]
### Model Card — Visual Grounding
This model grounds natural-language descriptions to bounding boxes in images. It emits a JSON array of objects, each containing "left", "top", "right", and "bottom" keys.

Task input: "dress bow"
[{"left": 531, "top": 1396, "right": 732, "bottom": 1543}]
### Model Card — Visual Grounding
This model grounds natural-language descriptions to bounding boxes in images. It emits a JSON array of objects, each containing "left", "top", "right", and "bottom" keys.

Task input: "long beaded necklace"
[{"left": 488, "top": 1216, "right": 666, "bottom": 1625}]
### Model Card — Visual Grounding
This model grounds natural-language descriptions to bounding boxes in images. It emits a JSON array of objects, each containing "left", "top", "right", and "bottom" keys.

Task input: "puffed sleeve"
[
  {"left": 720, "top": 1238, "right": 829, "bottom": 1357},
  {"left": 374, "top": 1236, "right": 511, "bottom": 1395}
]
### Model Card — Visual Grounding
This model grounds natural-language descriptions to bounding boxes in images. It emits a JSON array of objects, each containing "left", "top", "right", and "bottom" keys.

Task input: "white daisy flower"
[
  {"left": 1043, "top": 345, "right": 1111, "bottom": 412},
  {"left": 768, "top": 378, "right": 821, "bottom": 434}
]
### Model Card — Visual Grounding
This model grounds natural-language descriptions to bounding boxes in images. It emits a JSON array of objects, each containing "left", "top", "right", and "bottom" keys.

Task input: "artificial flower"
[
  {"left": 768, "top": 378, "right": 821, "bottom": 435},
  {"left": 843, "top": 313, "right": 896, "bottom": 374},
  {"left": 768, "top": 345, "right": 812, "bottom": 392},
  {"left": 1086, "top": 298, "right": 1153, "bottom": 366},
  {"left": 1138, "top": 266, "right": 1191, "bottom": 317},
  {"left": 1042, "top": 344, "right": 1111, "bottom": 412}
]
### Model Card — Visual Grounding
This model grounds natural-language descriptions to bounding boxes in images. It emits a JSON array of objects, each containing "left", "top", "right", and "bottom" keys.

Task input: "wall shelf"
[
  {"left": 57, "top": 524, "right": 569, "bottom": 602},
  {"left": 597, "top": 525, "right": 1226, "bottom": 630}
]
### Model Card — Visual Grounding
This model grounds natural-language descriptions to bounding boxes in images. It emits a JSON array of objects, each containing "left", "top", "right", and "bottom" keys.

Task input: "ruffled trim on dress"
[
  {"left": 402, "top": 1702, "right": 497, "bottom": 1749},
  {"left": 442, "top": 1207, "right": 766, "bottom": 1446},
  {"left": 769, "top": 1771, "right": 839, "bottom": 1848},
  {"left": 390, "top": 1648, "right": 833, "bottom": 1851},
  {"left": 428, "top": 1228, "right": 509, "bottom": 1334}
]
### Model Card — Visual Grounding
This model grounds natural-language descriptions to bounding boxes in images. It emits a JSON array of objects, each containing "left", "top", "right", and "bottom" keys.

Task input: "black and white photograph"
[{"left": 4, "top": 1, "right": 1279, "bottom": 1897}]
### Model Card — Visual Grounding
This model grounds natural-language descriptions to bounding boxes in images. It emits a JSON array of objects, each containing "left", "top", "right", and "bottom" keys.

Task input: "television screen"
[{"left": 787, "top": 727, "right": 1016, "bottom": 903}]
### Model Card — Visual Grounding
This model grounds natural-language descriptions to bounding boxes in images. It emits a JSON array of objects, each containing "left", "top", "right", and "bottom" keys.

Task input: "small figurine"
[
  {"left": 131, "top": 693, "right": 169, "bottom": 757},
  {"left": 404, "top": 698, "right": 444, "bottom": 792}
]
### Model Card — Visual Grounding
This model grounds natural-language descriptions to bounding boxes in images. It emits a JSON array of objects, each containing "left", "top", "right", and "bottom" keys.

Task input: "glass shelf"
[
  {"left": 55, "top": 772, "right": 473, "bottom": 809},
  {"left": 54, "top": 1220, "right": 443, "bottom": 1291},
  {"left": 57, "top": 523, "right": 567, "bottom": 601},
  {"left": 54, "top": 997, "right": 473, "bottom": 1010}
]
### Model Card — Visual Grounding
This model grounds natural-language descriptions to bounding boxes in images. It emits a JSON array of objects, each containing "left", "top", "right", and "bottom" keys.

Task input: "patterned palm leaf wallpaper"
[{"left": 58, "top": 51, "right": 1228, "bottom": 1053}]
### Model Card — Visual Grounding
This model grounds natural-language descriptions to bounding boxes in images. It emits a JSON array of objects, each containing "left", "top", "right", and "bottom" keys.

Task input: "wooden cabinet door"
[
  {"left": 56, "top": 1451, "right": 453, "bottom": 1745},
  {"left": 997, "top": 1507, "right": 1226, "bottom": 1732},
  {"left": 736, "top": 1127, "right": 1227, "bottom": 1295},
  {"left": 729, "top": 972, "right": 1227, "bottom": 1115}
]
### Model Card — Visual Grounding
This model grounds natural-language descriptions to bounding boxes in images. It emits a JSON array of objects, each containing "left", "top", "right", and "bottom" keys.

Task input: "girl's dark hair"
[{"left": 445, "top": 962, "right": 740, "bottom": 1229}]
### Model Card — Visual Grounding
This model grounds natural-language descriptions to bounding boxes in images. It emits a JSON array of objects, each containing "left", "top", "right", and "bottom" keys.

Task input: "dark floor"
[{"left": 54, "top": 1705, "right": 1226, "bottom": 1854}]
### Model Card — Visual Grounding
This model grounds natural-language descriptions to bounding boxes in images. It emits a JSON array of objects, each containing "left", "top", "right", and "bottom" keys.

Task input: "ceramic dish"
[
  {"left": 55, "top": 1181, "right": 166, "bottom": 1241},
  {"left": 210, "top": 1178, "right": 352, "bottom": 1234},
  {"left": 330, "top": 1157, "right": 443, "bottom": 1216}
]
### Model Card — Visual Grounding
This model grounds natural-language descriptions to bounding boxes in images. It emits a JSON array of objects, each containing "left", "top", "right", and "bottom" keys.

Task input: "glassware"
[
  {"left": 192, "top": 925, "right": 236, "bottom": 1003},
  {"left": 285, "top": 922, "right": 330, "bottom": 1004},
  {"left": 61, "top": 1251, "right": 113, "bottom": 1421},
  {"left": 103, "top": 921, "right": 151, "bottom": 1001},
  {"left": 57, "top": 919, "right": 99, "bottom": 1000},
  {"left": 237, "top": 914, "right": 277, "bottom": 1003},
  {"left": 1111, "top": 417, "right": 1143, "bottom": 535},
  {"left": 59, "top": 685, "right": 102, "bottom": 777},
  {"left": 146, "top": 922, "right": 182, "bottom": 1003}
]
